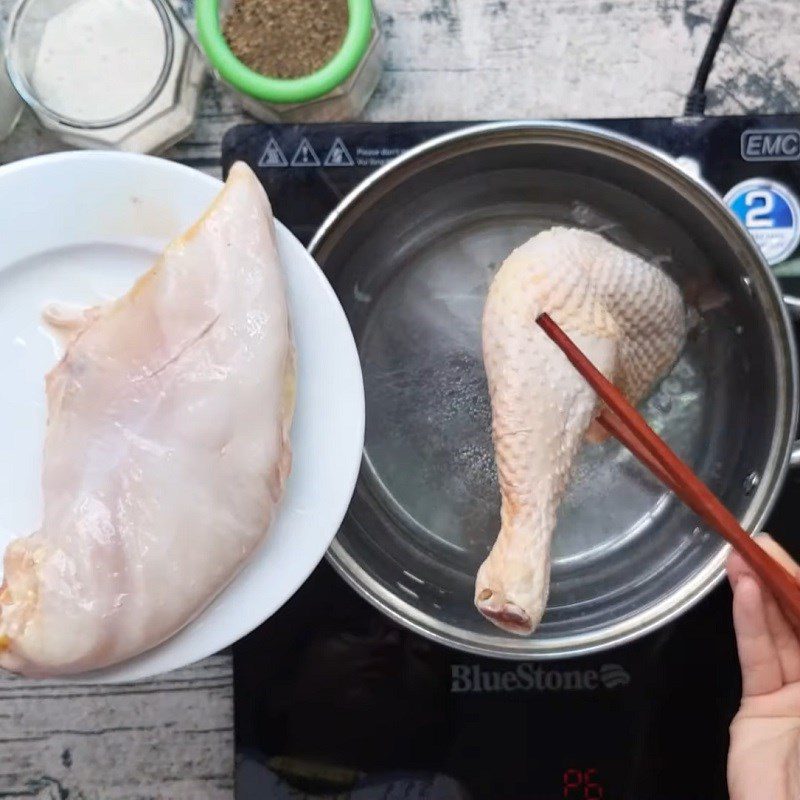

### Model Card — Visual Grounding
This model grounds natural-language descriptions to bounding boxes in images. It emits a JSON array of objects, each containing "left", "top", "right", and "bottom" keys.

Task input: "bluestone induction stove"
[{"left": 222, "top": 115, "right": 800, "bottom": 800}]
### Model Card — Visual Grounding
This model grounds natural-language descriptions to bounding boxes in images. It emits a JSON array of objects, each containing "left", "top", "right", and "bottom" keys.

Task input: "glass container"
[
  {"left": 6, "top": 0, "right": 206, "bottom": 152},
  {"left": 0, "top": 15, "right": 23, "bottom": 142},
  {"left": 196, "top": 0, "right": 382, "bottom": 123}
]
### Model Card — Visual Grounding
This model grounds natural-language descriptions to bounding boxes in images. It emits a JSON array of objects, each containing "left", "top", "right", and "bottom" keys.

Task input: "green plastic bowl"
[{"left": 196, "top": 0, "right": 374, "bottom": 105}]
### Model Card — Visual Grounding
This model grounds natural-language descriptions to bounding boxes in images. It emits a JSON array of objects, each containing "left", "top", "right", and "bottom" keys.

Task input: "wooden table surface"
[{"left": 0, "top": 1, "right": 798, "bottom": 797}]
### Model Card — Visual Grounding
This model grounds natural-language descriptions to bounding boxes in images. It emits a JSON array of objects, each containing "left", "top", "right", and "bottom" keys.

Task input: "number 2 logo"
[
  {"left": 744, "top": 189, "right": 775, "bottom": 228},
  {"left": 724, "top": 178, "right": 800, "bottom": 265}
]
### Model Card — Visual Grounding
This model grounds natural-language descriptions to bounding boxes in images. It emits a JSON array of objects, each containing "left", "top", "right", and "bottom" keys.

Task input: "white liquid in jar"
[{"left": 31, "top": 0, "right": 166, "bottom": 123}]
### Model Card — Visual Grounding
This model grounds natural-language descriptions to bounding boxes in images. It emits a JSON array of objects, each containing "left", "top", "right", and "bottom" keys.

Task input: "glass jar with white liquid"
[{"left": 5, "top": 0, "right": 206, "bottom": 152}]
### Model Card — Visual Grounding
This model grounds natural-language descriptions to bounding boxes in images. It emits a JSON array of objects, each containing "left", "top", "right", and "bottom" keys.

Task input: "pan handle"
[{"left": 783, "top": 294, "right": 800, "bottom": 467}]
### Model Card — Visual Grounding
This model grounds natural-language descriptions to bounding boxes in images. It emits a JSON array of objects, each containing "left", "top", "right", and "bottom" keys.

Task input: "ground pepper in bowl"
[{"left": 223, "top": 0, "right": 349, "bottom": 79}]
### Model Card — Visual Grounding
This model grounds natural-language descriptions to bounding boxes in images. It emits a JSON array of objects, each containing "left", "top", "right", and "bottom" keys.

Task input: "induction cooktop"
[{"left": 222, "top": 114, "right": 800, "bottom": 800}]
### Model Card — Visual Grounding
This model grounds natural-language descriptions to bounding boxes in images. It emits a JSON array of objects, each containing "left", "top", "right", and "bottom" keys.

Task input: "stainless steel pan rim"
[
  {"left": 311, "top": 120, "right": 800, "bottom": 659},
  {"left": 327, "top": 540, "right": 726, "bottom": 660}
]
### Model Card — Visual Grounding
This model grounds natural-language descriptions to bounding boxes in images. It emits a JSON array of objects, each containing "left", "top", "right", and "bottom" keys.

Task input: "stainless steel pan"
[{"left": 309, "top": 122, "right": 799, "bottom": 658}]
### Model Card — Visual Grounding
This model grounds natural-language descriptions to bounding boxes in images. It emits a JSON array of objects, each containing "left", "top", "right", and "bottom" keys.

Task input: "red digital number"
[
  {"left": 563, "top": 768, "right": 582, "bottom": 798},
  {"left": 563, "top": 768, "right": 604, "bottom": 799},
  {"left": 584, "top": 768, "right": 604, "bottom": 799}
]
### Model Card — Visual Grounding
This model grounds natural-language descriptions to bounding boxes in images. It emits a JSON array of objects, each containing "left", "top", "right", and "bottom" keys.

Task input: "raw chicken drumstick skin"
[
  {"left": 0, "top": 162, "right": 295, "bottom": 676},
  {"left": 477, "top": 228, "right": 685, "bottom": 635}
]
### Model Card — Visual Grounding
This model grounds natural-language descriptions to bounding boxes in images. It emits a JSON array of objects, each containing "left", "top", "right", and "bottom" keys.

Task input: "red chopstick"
[
  {"left": 596, "top": 410, "right": 692, "bottom": 504},
  {"left": 537, "top": 312, "right": 800, "bottom": 624}
]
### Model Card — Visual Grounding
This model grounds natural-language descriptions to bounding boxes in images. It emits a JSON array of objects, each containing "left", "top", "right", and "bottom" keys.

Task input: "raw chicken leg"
[
  {"left": 477, "top": 228, "right": 685, "bottom": 634},
  {"left": 0, "top": 162, "right": 295, "bottom": 676}
]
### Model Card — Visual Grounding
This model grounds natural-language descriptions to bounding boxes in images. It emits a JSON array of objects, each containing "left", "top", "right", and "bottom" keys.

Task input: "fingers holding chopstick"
[
  {"left": 728, "top": 535, "right": 800, "bottom": 689},
  {"left": 731, "top": 572, "right": 783, "bottom": 697}
]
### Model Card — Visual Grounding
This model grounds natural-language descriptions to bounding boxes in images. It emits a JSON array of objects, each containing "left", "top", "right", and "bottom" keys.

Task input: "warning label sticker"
[{"left": 255, "top": 137, "right": 410, "bottom": 170}]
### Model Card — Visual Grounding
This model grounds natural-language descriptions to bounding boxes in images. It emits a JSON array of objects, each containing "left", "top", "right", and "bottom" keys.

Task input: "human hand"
[{"left": 727, "top": 535, "right": 800, "bottom": 800}]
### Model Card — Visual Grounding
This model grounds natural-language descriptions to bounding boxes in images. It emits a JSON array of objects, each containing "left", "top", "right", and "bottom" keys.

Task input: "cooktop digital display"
[{"left": 223, "top": 116, "right": 800, "bottom": 800}]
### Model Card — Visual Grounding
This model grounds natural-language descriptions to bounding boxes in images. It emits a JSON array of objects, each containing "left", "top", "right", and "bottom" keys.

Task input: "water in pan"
[{"left": 359, "top": 201, "right": 707, "bottom": 579}]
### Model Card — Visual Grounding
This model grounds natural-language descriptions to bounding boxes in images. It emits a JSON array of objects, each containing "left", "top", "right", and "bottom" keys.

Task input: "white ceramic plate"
[{"left": 0, "top": 152, "right": 364, "bottom": 682}]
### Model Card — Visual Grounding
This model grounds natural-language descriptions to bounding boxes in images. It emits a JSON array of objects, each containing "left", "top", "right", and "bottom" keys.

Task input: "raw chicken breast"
[
  {"left": 477, "top": 228, "right": 685, "bottom": 635},
  {"left": 0, "top": 162, "right": 295, "bottom": 676}
]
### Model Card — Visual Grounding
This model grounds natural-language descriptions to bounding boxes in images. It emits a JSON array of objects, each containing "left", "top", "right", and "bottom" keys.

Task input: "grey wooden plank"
[
  {"left": 0, "top": 0, "right": 798, "bottom": 797},
  {"left": 2, "top": 0, "right": 797, "bottom": 168},
  {"left": 0, "top": 655, "right": 233, "bottom": 799}
]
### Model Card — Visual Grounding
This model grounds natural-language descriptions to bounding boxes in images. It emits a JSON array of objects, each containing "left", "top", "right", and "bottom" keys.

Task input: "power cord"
[{"left": 684, "top": 0, "right": 740, "bottom": 116}]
